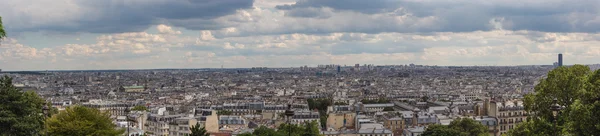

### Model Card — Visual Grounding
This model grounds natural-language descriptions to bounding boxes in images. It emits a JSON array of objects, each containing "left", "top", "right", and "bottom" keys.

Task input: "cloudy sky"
[{"left": 1, "top": 0, "right": 599, "bottom": 71}]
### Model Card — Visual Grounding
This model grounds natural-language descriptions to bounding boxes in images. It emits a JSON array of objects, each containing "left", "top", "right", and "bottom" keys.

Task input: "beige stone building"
[
  {"left": 327, "top": 112, "right": 356, "bottom": 130},
  {"left": 484, "top": 99, "right": 528, "bottom": 136},
  {"left": 383, "top": 116, "right": 404, "bottom": 135}
]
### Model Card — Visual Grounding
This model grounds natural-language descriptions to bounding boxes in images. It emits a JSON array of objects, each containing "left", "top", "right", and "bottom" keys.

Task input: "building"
[
  {"left": 128, "top": 111, "right": 149, "bottom": 130},
  {"left": 403, "top": 126, "right": 425, "bottom": 136},
  {"left": 383, "top": 116, "right": 405, "bottom": 136},
  {"left": 147, "top": 114, "right": 184, "bottom": 136},
  {"left": 474, "top": 116, "right": 500, "bottom": 136},
  {"left": 327, "top": 112, "right": 356, "bottom": 130},
  {"left": 558, "top": 53, "right": 563, "bottom": 66},
  {"left": 291, "top": 110, "right": 320, "bottom": 125},
  {"left": 219, "top": 115, "right": 248, "bottom": 131},
  {"left": 357, "top": 123, "right": 393, "bottom": 136},
  {"left": 197, "top": 109, "right": 220, "bottom": 133},
  {"left": 485, "top": 100, "right": 527, "bottom": 136},
  {"left": 169, "top": 117, "right": 198, "bottom": 136},
  {"left": 120, "top": 86, "right": 145, "bottom": 92},
  {"left": 81, "top": 99, "right": 128, "bottom": 117}
]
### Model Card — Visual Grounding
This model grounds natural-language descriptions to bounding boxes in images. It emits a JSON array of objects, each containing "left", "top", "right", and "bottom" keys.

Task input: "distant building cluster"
[{"left": 2, "top": 64, "right": 555, "bottom": 136}]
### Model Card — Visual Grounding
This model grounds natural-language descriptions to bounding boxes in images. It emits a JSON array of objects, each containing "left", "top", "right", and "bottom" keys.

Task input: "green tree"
[
  {"left": 506, "top": 119, "right": 553, "bottom": 136},
  {"left": 239, "top": 121, "right": 323, "bottom": 136},
  {"left": 509, "top": 65, "right": 600, "bottom": 136},
  {"left": 252, "top": 126, "right": 282, "bottom": 136},
  {"left": 44, "top": 105, "right": 124, "bottom": 136},
  {"left": 276, "top": 123, "right": 305, "bottom": 136},
  {"left": 131, "top": 105, "right": 148, "bottom": 111},
  {"left": 302, "top": 121, "right": 321, "bottom": 136},
  {"left": 447, "top": 118, "right": 488, "bottom": 136},
  {"left": 421, "top": 124, "right": 464, "bottom": 136},
  {"left": 307, "top": 98, "right": 332, "bottom": 128},
  {"left": 189, "top": 122, "right": 210, "bottom": 136},
  {"left": 0, "top": 76, "right": 46, "bottom": 136},
  {"left": 217, "top": 110, "right": 233, "bottom": 115},
  {"left": 383, "top": 107, "right": 395, "bottom": 111},
  {"left": 0, "top": 16, "right": 6, "bottom": 40},
  {"left": 422, "top": 118, "right": 488, "bottom": 136},
  {"left": 237, "top": 133, "right": 254, "bottom": 136},
  {"left": 421, "top": 96, "right": 429, "bottom": 102}
]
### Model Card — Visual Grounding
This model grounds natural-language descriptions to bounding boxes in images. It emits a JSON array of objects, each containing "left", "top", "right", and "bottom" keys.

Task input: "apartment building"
[
  {"left": 484, "top": 99, "right": 528, "bottom": 136},
  {"left": 383, "top": 116, "right": 404, "bottom": 135},
  {"left": 291, "top": 110, "right": 321, "bottom": 125},
  {"left": 168, "top": 117, "right": 197, "bottom": 136},
  {"left": 327, "top": 112, "right": 356, "bottom": 130},
  {"left": 81, "top": 99, "right": 128, "bottom": 117},
  {"left": 147, "top": 114, "right": 184, "bottom": 136}
]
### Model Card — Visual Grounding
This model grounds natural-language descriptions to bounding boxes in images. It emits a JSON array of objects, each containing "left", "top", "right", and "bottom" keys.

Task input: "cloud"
[
  {"left": 4, "top": 24, "right": 600, "bottom": 71},
  {"left": 273, "top": 0, "right": 600, "bottom": 33},
  {"left": 156, "top": 24, "right": 182, "bottom": 35},
  {"left": 0, "top": 0, "right": 254, "bottom": 34}
]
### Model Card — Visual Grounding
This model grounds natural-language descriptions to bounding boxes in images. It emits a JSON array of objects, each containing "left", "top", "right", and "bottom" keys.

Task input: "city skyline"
[{"left": 3, "top": 0, "right": 600, "bottom": 71}]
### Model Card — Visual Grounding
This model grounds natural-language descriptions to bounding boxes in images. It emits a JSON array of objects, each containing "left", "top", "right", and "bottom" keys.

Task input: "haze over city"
[{"left": 2, "top": 0, "right": 600, "bottom": 71}]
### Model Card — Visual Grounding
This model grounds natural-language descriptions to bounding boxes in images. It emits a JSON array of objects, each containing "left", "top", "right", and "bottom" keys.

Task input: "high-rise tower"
[{"left": 558, "top": 53, "right": 563, "bottom": 66}]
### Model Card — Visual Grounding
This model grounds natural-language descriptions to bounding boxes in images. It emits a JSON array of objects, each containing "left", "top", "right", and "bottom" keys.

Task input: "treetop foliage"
[
  {"left": 509, "top": 65, "right": 600, "bottom": 136},
  {"left": 0, "top": 75, "right": 46, "bottom": 136},
  {"left": 422, "top": 118, "right": 488, "bottom": 136},
  {"left": 44, "top": 105, "right": 125, "bottom": 136},
  {"left": 238, "top": 120, "right": 323, "bottom": 136}
]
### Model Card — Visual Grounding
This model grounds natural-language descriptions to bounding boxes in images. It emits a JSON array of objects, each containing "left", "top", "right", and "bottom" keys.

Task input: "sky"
[{"left": 1, "top": 0, "right": 600, "bottom": 71}]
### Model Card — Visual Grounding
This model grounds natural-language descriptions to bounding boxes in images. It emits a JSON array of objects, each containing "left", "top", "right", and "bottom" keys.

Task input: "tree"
[
  {"left": 509, "top": 65, "right": 600, "bottom": 136},
  {"left": 217, "top": 110, "right": 233, "bottom": 115},
  {"left": 303, "top": 121, "right": 321, "bottom": 136},
  {"left": 0, "top": 76, "right": 46, "bottom": 136},
  {"left": 307, "top": 98, "right": 332, "bottom": 128},
  {"left": 0, "top": 16, "right": 6, "bottom": 40},
  {"left": 44, "top": 105, "right": 125, "bottom": 136},
  {"left": 422, "top": 118, "right": 488, "bottom": 136},
  {"left": 383, "top": 107, "right": 395, "bottom": 111},
  {"left": 276, "top": 123, "right": 305, "bottom": 136},
  {"left": 421, "top": 125, "right": 464, "bottom": 136},
  {"left": 506, "top": 119, "right": 553, "bottom": 136},
  {"left": 189, "top": 122, "right": 210, "bottom": 136},
  {"left": 447, "top": 118, "right": 488, "bottom": 136},
  {"left": 252, "top": 126, "right": 281, "bottom": 136},
  {"left": 131, "top": 105, "right": 148, "bottom": 111},
  {"left": 239, "top": 121, "right": 323, "bottom": 136},
  {"left": 237, "top": 133, "right": 254, "bottom": 136},
  {"left": 421, "top": 96, "right": 430, "bottom": 102}
]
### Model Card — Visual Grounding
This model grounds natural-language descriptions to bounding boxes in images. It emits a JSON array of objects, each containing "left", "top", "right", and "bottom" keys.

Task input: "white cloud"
[
  {"left": 4, "top": 24, "right": 600, "bottom": 70},
  {"left": 156, "top": 24, "right": 182, "bottom": 35}
]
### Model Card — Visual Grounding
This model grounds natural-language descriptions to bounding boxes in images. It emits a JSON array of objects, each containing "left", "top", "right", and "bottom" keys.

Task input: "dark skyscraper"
[
  {"left": 558, "top": 53, "right": 563, "bottom": 66},
  {"left": 337, "top": 66, "right": 341, "bottom": 73}
]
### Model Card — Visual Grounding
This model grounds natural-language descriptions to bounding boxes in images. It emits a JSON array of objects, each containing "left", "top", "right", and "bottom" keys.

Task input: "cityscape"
[
  {"left": 3, "top": 54, "right": 600, "bottom": 136},
  {"left": 3, "top": 0, "right": 600, "bottom": 136}
]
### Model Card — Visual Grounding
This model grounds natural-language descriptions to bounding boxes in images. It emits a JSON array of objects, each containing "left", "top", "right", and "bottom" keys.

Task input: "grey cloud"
[
  {"left": 283, "top": 7, "right": 334, "bottom": 19},
  {"left": 276, "top": 0, "right": 400, "bottom": 14},
  {"left": 276, "top": 0, "right": 600, "bottom": 33},
  {"left": 3, "top": 0, "right": 254, "bottom": 33}
]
